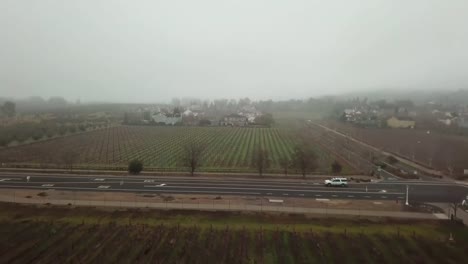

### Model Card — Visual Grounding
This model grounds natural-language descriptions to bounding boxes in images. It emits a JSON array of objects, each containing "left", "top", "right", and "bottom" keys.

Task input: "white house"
[{"left": 151, "top": 112, "right": 182, "bottom": 125}]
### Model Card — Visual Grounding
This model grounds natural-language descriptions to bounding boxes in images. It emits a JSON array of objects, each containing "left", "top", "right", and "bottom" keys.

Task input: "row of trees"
[
  {"left": 251, "top": 144, "right": 342, "bottom": 178},
  {"left": 127, "top": 141, "right": 342, "bottom": 177},
  {"left": 0, "top": 122, "right": 109, "bottom": 147}
]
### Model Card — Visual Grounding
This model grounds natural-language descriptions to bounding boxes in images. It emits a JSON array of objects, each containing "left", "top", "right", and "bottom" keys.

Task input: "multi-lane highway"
[{"left": 0, "top": 173, "right": 466, "bottom": 203}]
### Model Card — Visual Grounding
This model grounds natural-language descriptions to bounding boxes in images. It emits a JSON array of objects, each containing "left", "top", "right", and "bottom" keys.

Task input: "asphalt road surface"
[{"left": 1, "top": 173, "right": 467, "bottom": 203}]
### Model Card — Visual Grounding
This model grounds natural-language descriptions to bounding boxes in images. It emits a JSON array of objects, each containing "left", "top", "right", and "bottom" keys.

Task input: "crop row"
[
  {"left": 0, "top": 125, "right": 347, "bottom": 172},
  {"left": 0, "top": 221, "right": 465, "bottom": 263}
]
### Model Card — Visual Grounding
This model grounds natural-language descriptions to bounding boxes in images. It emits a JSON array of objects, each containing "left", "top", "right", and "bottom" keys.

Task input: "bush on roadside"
[{"left": 128, "top": 159, "right": 143, "bottom": 175}]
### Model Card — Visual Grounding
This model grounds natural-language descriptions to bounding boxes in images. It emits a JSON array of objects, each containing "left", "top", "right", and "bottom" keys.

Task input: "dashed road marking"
[
  {"left": 332, "top": 195, "right": 338, "bottom": 197},
  {"left": 299, "top": 194, "right": 305, "bottom": 196},
  {"left": 94, "top": 178, "right": 105, "bottom": 181},
  {"left": 381, "top": 196, "right": 387, "bottom": 198},
  {"left": 348, "top": 195, "right": 354, "bottom": 198},
  {"left": 41, "top": 184, "right": 54, "bottom": 187},
  {"left": 144, "top": 180, "right": 155, "bottom": 183},
  {"left": 283, "top": 193, "right": 289, "bottom": 196},
  {"left": 97, "top": 185, "right": 110, "bottom": 189},
  {"left": 315, "top": 194, "right": 322, "bottom": 197}
]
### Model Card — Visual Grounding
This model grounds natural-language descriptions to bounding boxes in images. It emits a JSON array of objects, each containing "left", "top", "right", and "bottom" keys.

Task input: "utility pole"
[{"left": 405, "top": 185, "right": 409, "bottom": 206}]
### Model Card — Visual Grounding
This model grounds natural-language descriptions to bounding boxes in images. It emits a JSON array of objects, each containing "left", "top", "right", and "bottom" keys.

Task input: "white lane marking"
[
  {"left": 41, "top": 184, "right": 54, "bottom": 187},
  {"left": 381, "top": 196, "right": 387, "bottom": 198},
  {"left": 97, "top": 185, "right": 110, "bottom": 189},
  {"left": 283, "top": 193, "right": 289, "bottom": 196},
  {"left": 316, "top": 198, "right": 330, "bottom": 201},
  {"left": 269, "top": 199, "right": 284, "bottom": 203},
  {"left": 332, "top": 195, "right": 338, "bottom": 197},
  {"left": 132, "top": 185, "right": 405, "bottom": 195},
  {"left": 159, "top": 183, "right": 166, "bottom": 187},
  {"left": 144, "top": 180, "right": 155, "bottom": 183},
  {"left": 348, "top": 195, "right": 354, "bottom": 198},
  {"left": 0, "top": 185, "right": 262, "bottom": 195},
  {"left": 94, "top": 178, "right": 105, "bottom": 181},
  {"left": 315, "top": 194, "right": 322, "bottom": 197},
  {"left": 0, "top": 179, "right": 11, "bottom": 182},
  {"left": 299, "top": 194, "right": 305, "bottom": 196}
]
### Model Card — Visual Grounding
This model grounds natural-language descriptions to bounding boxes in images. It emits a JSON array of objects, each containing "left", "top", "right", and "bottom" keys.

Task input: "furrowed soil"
[{"left": 0, "top": 203, "right": 467, "bottom": 264}]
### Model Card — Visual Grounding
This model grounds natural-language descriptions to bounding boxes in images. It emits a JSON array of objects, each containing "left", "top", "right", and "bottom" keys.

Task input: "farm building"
[{"left": 386, "top": 116, "right": 415, "bottom": 129}]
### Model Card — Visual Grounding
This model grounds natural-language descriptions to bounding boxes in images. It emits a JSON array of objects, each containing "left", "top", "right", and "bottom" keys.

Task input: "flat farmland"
[
  {"left": 323, "top": 121, "right": 468, "bottom": 176},
  {"left": 0, "top": 126, "right": 350, "bottom": 173}
]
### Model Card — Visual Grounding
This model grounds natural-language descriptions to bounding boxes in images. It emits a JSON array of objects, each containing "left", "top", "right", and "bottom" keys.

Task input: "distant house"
[
  {"left": 387, "top": 116, "right": 415, "bottom": 129},
  {"left": 220, "top": 114, "right": 248, "bottom": 126},
  {"left": 151, "top": 112, "right": 181, "bottom": 125}
]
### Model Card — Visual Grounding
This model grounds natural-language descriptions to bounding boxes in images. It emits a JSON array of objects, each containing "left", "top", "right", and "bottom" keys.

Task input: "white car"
[{"left": 324, "top": 178, "right": 348, "bottom": 187}]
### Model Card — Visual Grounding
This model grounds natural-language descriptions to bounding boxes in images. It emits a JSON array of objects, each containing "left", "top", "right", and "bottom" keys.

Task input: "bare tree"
[
  {"left": 331, "top": 160, "right": 342, "bottom": 174},
  {"left": 445, "top": 149, "right": 455, "bottom": 177},
  {"left": 62, "top": 150, "right": 79, "bottom": 171},
  {"left": 278, "top": 155, "right": 291, "bottom": 176},
  {"left": 251, "top": 145, "right": 270, "bottom": 177},
  {"left": 182, "top": 141, "right": 205, "bottom": 176},
  {"left": 292, "top": 144, "right": 317, "bottom": 178},
  {"left": 451, "top": 202, "right": 459, "bottom": 219}
]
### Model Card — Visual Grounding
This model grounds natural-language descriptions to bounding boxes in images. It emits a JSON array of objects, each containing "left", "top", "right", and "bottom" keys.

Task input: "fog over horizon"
[{"left": 1, "top": 1, "right": 468, "bottom": 103}]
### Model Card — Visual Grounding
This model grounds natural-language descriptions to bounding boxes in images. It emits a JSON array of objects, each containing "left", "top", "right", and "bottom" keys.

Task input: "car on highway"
[{"left": 324, "top": 178, "right": 348, "bottom": 187}]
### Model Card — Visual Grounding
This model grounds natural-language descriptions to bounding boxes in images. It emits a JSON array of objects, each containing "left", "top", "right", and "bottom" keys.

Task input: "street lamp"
[{"left": 405, "top": 185, "right": 409, "bottom": 206}]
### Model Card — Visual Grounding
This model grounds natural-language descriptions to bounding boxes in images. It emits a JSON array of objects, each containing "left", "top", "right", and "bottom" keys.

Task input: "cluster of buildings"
[
  {"left": 342, "top": 106, "right": 416, "bottom": 129},
  {"left": 220, "top": 105, "right": 262, "bottom": 126},
  {"left": 129, "top": 105, "right": 263, "bottom": 127},
  {"left": 341, "top": 101, "right": 468, "bottom": 130}
]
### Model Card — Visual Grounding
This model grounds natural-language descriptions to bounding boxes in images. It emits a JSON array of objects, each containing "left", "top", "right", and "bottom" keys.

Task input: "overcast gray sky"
[{"left": 1, "top": 1, "right": 467, "bottom": 103}]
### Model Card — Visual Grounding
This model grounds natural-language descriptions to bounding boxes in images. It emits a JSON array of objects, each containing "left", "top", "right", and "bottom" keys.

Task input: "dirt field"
[{"left": 324, "top": 121, "right": 468, "bottom": 176}]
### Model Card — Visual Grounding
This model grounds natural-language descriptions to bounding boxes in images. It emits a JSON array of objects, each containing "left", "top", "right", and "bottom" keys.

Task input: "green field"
[
  {"left": 0, "top": 125, "right": 352, "bottom": 174},
  {"left": 0, "top": 204, "right": 466, "bottom": 263}
]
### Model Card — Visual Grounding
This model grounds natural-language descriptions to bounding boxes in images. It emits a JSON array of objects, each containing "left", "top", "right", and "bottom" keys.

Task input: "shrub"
[{"left": 128, "top": 159, "right": 143, "bottom": 175}]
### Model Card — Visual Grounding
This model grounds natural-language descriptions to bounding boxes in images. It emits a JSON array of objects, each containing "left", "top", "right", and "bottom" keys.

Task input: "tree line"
[{"left": 128, "top": 139, "right": 342, "bottom": 177}]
